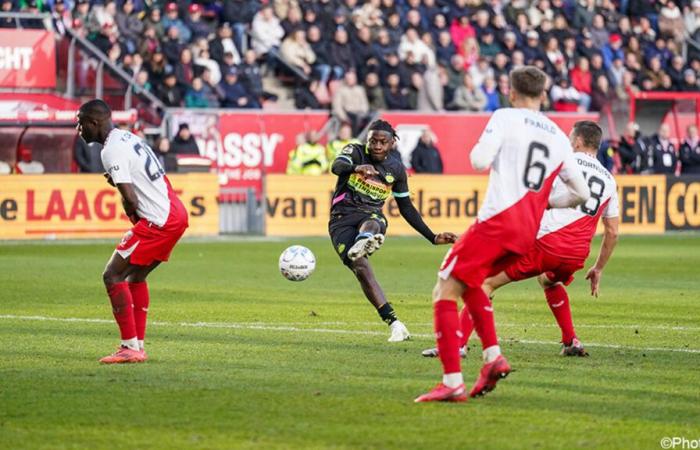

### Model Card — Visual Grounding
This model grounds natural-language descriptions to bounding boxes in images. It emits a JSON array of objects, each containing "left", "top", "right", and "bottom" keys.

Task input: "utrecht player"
[
  {"left": 415, "top": 67, "right": 590, "bottom": 403},
  {"left": 329, "top": 120, "right": 457, "bottom": 342},
  {"left": 421, "top": 120, "right": 619, "bottom": 359},
  {"left": 76, "top": 100, "right": 189, "bottom": 364}
]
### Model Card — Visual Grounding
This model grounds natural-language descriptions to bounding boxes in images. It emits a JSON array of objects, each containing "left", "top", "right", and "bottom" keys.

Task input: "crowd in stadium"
[{"left": 2, "top": 0, "right": 698, "bottom": 114}]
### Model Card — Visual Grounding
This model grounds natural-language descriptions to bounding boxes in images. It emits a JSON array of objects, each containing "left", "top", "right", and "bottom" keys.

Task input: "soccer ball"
[{"left": 278, "top": 245, "right": 316, "bottom": 281}]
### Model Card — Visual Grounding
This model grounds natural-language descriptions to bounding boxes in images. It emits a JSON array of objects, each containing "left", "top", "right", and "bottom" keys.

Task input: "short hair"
[
  {"left": 572, "top": 120, "right": 603, "bottom": 150},
  {"left": 509, "top": 66, "right": 547, "bottom": 99},
  {"left": 79, "top": 99, "right": 111, "bottom": 119}
]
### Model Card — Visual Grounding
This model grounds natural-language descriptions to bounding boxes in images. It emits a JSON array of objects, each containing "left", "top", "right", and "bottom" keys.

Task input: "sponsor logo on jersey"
[{"left": 347, "top": 173, "right": 392, "bottom": 201}]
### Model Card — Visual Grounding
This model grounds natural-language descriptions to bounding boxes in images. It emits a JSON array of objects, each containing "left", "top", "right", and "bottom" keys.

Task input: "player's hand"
[
  {"left": 354, "top": 164, "right": 379, "bottom": 178},
  {"left": 103, "top": 172, "right": 115, "bottom": 187},
  {"left": 585, "top": 267, "right": 602, "bottom": 298},
  {"left": 434, "top": 232, "right": 458, "bottom": 245}
]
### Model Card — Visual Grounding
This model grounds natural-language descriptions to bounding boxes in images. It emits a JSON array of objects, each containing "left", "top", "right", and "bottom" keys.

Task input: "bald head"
[{"left": 79, "top": 99, "right": 112, "bottom": 120}]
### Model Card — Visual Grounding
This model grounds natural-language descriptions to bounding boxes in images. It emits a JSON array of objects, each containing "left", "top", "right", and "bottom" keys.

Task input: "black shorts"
[{"left": 328, "top": 210, "right": 388, "bottom": 266}]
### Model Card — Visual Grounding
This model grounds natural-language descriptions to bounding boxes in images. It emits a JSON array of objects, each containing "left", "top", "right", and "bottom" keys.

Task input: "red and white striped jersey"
[
  {"left": 470, "top": 108, "right": 585, "bottom": 254},
  {"left": 101, "top": 128, "right": 173, "bottom": 227},
  {"left": 537, "top": 152, "right": 619, "bottom": 260}
]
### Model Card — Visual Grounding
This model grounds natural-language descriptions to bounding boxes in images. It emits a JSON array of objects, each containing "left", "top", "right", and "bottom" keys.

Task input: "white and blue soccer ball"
[{"left": 279, "top": 245, "right": 316, "bottom": 281}]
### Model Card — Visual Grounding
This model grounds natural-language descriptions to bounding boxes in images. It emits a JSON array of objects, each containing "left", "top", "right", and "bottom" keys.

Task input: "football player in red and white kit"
[
  {"left": 76, "top": 100, "right": 189, "bottom": 364},
  {"left": 415, "top": 67, "right": 591, "bottom": 403},
  {"left": 421, "top": 121, "right": 619, "bottom": 359}
]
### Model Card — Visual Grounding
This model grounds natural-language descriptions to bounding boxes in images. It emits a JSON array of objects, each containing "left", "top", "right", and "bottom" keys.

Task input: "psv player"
[
  {"left": 415, "top": 67, "right": 590, "bottom": 403},
  {"left": 421, "top": 121, "right": 619, "bottom": 359},
  {"left": 76, "top": 100, "right": 189, "bottom": 364},
  {"left": 329, "top": 120, "right": 457, "bottom": 341}
]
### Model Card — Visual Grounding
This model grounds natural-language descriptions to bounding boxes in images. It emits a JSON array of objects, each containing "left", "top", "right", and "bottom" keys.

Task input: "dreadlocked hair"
[{"left": 368, "top": 120, "right": 399, "bottom": 140}]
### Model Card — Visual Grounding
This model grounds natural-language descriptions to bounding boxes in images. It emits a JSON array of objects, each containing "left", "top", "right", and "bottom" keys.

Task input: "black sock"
[{"left": 377, "top": 303, "right": 398, "bottom": 325}]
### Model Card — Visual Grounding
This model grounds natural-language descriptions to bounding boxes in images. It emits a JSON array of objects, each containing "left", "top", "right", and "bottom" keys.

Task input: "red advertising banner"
[
  {"left": 169, "top": 110, "right": 599, "bottom": 192},
  {"left": 381, "top": 112, "right": 599, "bottom": 174},
  {"left": 0, "top": 30, "right": 57, "bottom": 89},
  {"left": 169, "top": 110, "right": 329, "bottom": 191}
]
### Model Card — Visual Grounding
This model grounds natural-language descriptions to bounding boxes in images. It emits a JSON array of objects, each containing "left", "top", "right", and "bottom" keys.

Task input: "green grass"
[{"left": 1, "top": 235, "right": 699, "bottom": 449}]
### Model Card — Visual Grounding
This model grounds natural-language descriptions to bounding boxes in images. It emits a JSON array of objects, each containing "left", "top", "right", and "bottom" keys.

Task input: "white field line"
[{"left": 1, "top": 314, "right": 699, "bottom": 354}]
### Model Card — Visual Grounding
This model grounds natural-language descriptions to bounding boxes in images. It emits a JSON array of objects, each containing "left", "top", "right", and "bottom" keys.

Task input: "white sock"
[
  {"left": 483, "top": 345, "right": 501, "bottom": 363},
  {"left": 121, "top": 337, "right": 139, "bottom": 351},
  {"left": 442, "top": 372, "right": 464, "bottom": 388},
  {"left": 138, "top": 340, "right": 144, "bottom": 351}
]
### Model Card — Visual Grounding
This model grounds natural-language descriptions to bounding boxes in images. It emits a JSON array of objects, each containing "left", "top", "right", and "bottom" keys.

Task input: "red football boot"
[
  {"left": 99, "top": 346, "right": 146, "bottom": 364},
  {"left": 469, "top": 355, "right": 511, "bottom": 398},
  {"left": 414, "top": 383, "right": 468, "bottom": 403}
]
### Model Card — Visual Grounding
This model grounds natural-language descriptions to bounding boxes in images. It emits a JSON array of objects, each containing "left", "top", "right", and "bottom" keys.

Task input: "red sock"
[
  {"left": 464, "top": 287, "right": 498, "bottom": 349},
  {"left": 434, "top": 300, "right": 461, "bottom": 374},
  {"left": 458, "top": 304, "right": 474, "bottom": 348},
  {"left": 544, "top": 284, "right": 576, "bottom": 344},
  {"left": 106, "top": 282, "right": 136, "bottom": 340},
  {"left": 129, "top": 282, "right": 150, "bottom": 341}
]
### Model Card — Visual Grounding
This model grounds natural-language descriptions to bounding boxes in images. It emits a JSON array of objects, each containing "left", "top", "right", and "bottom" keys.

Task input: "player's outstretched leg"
[
  {"left": 464, "top": 286, "right": 511, "bottom": 398},
  {"left": 100, "top": 252, "right": 145, "bottom": 364},
  {"left": 538, "top": 275, "right": 588, "bottom": 356},
  {"left": 126, "top": 261, "right": 161, "bottom": 361},
  {"left": 415, "top": 277, "right": 467, "bottom": 403},
  {"left": 351, "top": 257, "right": 410, "bottom": 342}
]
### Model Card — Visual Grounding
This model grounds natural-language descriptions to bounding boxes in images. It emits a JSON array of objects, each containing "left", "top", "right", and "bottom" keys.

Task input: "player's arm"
[
  {"left": 585, "top": 216, "right": 619, "bottom": 297},
  {"left": 548, "top": 152, "right": 590, "bottom": 208},
  {"left": 469, "top": 111, "right": 504, "bottom": 171},
  {"left": 331, "top": 145, "right": 379, "bottom": 177},
  {"left": 116, "top": 183, "right": 140, "bottom": 224},
  {"left": 393, "top": 173, "right": 457, "bottom": 245}
]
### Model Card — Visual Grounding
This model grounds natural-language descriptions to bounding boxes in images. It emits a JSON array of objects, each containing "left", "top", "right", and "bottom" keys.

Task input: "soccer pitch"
[{"left": 1, "top": 235, "right": 698, "bottom": 449}]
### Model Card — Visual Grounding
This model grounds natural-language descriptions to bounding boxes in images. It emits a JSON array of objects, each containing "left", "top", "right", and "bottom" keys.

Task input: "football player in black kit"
[{"left": 329, "top": 120, "right": 457, "bottom": 341}]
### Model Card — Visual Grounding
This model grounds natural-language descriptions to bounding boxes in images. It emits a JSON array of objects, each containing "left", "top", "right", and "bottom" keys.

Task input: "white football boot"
[
  {"left": 348, "top": 234, "right": 385, "bottom": 261},
  {"left": 388, "top": 320, "right": 411, "bottom": 342}
]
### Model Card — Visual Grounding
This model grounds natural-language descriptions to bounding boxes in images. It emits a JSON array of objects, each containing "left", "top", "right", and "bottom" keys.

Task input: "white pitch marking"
[{"left": 1, "top": 314, "right": 699, "bottom": 354}]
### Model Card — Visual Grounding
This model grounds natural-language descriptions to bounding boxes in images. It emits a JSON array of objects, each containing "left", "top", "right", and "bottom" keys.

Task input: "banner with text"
[
  {"left": 0, "top": 29, "right": 56, "bottom": 89},
  {"left": 0, "top": 174, "right": 219, "bottom": 240},
  {"left": 265, "top": 175, "right": 677, "bottom": 237}
]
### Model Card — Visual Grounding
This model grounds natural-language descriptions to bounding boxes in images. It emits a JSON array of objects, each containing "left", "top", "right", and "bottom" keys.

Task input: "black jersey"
[{"left": 331, "top": 143, "right": 410, "bottom": 214}]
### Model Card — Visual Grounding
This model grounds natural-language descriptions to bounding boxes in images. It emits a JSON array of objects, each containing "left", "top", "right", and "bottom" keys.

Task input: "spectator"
[
  {"left": 372, "top": 28, "right": 396, "bottom": 60},
  {"left": 644, "top": 56, "right": 665, "bottom": 90},
  {"left": 134, "top": 70, "right": 152, "bottom": 94},
  {"left": 353, "top": 27, "right": 377, "bottom": 75},
  {"left": 162, "top": 26, "right": 185, "bottom": 64},
  {"left": 251, "top": 5, "right": 284, "bottom": 58},
  {"left": 523, "top": 30, "right": 544, "bottom": 64},
  {"left": 658, "top": 0, "right": 684, "bottom": 44},
  {"left": 468, "top": 57, "right": 494, "bottom": 87},
  {"left": 139, "top": 27, "right": 160, "bottom": 57},
  {"left": 193, "top": 44, "right": 222, "bottom": 85},
  {"left": 329, "top": 27, "right": 355, "bottom": 76},
  {"left": 199, "top": 69, "right": 221, "bottom": 107},
  {"left": 617, "top": 122, "right": 645, "bottom": 173},
  {"left": 590, "top": 74, "right": 618, "bottom": 112},
  {"left": 332, "top": 71, "right": 370, "bottom": 134},
  {"left": 187, "top": 4, "right": 212, "bottom": 42},
  {"left": 147, "top": 49, "right": 168, "bottom": 86},
  {"left": 570, "top": 57, "right": 592, "bottom": 108},
  {"left": 74, "top": 139, "right": 103, "bottom": 173},
  {"left": 686, "top": 1, "right": 700, "bottom": 36},
  {"left": 280, "top": 28, "right": 316, "bottom": 77},
  {"left": 218, "top": 67, "right": 256, "bottom": 108},
  {"left": 399, "top": 28, "right": 436, "bottom": 68},
  {"left": 175, "top": 48, "right": 195, "bottom": 87},
  {"left": 162, "top": 2, "right": 191, "bottom": 44},
  {"left": 364, "top": 71, "right": 387, "bottom": 110},
  {"left": 210, "top": 22, "right": 242, "bottom": 66},
  {"left": 482, "top": 75, "right": 500, "bottom": 111},
  {"left": 155, "top": 137, "right": 178, "bottom": 173},
  {"left": 496, "top": 73, "right": 511, "bottom": 108},
  {"left": 171, "top": 124, "right": 200, "bottom": 156},
  {"left": 15, "top": 148, "right": 45, "bottom": 174},
  {"left": 602, "top": 33, "right": 625, "bottom": 70},
  {"left": 651, "top": 123, "right": 678, "bottom": 175},
  {"left": 0, "top": 0, "right": 15, "bottom": 29},
  {"left": 143, "top": 7, "right": 165, "bottom": 39},
  {"left": 286, "top": 131, "right": 328, "bottom": 175},
  {"left": 383, "top": 73, "right": 411, "bottom": 110},
  {"left": 240, "top": 49, "right": 275, "bottom": 106},
  {"left": 589, "top": 14, "right": 609, "bottom": 49},
  {"left": 326, "top": 122, "right": 359, "bottom": 161},
  {"left": 434, "top": 30, "right": 455, "bottom": 67},
  {"left": 449, "top": 73, "right": 487, "bottom": 111},
  {"left": 157, "top": 70, "right": 183, "bottom": 107},
  {"left": 410, "top": 129, "right": 443, "bottom": 173},
  {"left": 185, "top": 77, "right": 213, "bottom": 108},
  {"left": 294, "top": 79, "right": 323, "bottom": 109},
  {"left": 680, "top": 125, "right": 700, "bottom": 174},
  {"left": 550, "top": 77, "right": 583, "bottom": 112},
  {"left": 479, "top": 30, "right": 501, "bottom": 60},
  {"left": 115, "top": 0, "right": 142, "bottom": 54},
  {"left": 667, "top": 55, "right": 686, "bottom": 89},
  {"left": 450, "top": 14, "right": 475, "bottom": 55},
  {"left": 281, "top": 6, "right": 303, "bottom": 37},
  {"left": 416, "top": 66, "right": 444, "bottom": 111},
  {"left": 609, "top": 57, "right": 626, "bottom": 88},
  {"left": 307, "top": 25, "right": 336, "bottom": 84},
  {"left": 681, "top": 69, "right": 699, "bottom": 91},
  {"left": 460, "top": 37, "right": 480, "bottom": 70}
]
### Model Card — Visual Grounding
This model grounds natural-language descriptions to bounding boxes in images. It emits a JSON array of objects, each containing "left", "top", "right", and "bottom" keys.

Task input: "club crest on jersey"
[
  {"left": 341, "top": 146, "right": 353, "bottom": 155},
  {"left": 385, "top": 173, "right": 395, "bottom": 184}
]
